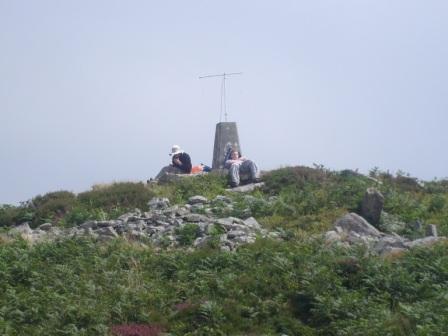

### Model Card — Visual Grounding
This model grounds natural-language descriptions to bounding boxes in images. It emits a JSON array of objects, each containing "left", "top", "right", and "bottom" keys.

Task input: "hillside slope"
[{"left": 1, "top": 166, "right": 447, "bottom": 335}]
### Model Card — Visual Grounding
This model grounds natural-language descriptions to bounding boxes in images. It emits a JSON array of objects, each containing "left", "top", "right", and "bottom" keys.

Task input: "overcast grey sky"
[{"left": 1, "top": 0, "right": 447, "bottom": 205}]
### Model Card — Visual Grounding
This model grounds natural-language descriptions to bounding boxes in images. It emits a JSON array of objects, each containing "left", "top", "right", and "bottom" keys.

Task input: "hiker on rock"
[
  {"left": 155, "top": 145, "right": 192, "bottom": 180},
  {"left": 225, "top": 150, "right": 260, "bottom": 187}
]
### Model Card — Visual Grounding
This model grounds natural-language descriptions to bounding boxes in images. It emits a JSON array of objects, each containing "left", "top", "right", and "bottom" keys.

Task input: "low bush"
[
  {"left": 168, "top": 173, "right": 227, "bottom": 204},
  {"left": 175, "top": 223, "right": 201, "bottom": 246},
  {"left": 31, "top": 191, "right": 77, "bottom": 227},
  {"left": 78, "top": 182, "right": 154, "bottom": 211},
  {"left": 0, "top": 205, "right": 33, "bottom": 227},
  {"left": 263, "top": 165, "right": 331, "bottom": 195}
]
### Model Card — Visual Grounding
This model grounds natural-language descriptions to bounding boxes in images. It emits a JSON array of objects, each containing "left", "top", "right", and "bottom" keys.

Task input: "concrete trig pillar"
[{"left": 212, "top": 122, "right": 241, "bottom": 169}]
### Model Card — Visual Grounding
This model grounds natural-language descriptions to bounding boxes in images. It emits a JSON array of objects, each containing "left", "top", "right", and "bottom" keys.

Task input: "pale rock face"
[
  {"left": 334, "top": 213, "right": 382, "bottom": 238},
  {"left": 326, "top": 212, "right": 446, "bottom": 256}
]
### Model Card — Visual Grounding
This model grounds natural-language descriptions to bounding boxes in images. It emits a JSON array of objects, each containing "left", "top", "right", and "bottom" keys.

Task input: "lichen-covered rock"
[
  {"left": 326, "top": 212, "right": 446, "bottom": 256},
  {"left": 243, "top": 217, "right": 261, "bottom": 230},
  {"left": 188, "top": 195, "right": 208, "bottom": 205},
  {"left": 148, "top": 197, "right": 170, "bottom": 210},
  {"left": 38, "top": 223, "right": 52, "bottom": 231},
  {"left": 374, "top": 235, "right": 408, "bottom": 254},
  {"left": 334, "top": 213, "right": 382, "bottom": 238},
  {"left": 405, "top": 236, "right": 446, "bottom": 249}
]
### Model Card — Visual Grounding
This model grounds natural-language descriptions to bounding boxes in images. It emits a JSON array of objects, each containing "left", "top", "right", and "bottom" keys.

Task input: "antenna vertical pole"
[
  {"left": 220, "top": 75, "right": 224, "bottom": 122},
  {"left": 223, "top": 74, "right": 227, "bottom": 121},
  {"left": 199, "top": 72, "right": 242, "bottom": 122}
]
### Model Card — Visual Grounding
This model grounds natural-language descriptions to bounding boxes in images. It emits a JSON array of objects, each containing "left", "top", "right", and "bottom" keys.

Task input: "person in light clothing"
[{"left": 225, "top": 150, "right": 260, "bottom": 187}]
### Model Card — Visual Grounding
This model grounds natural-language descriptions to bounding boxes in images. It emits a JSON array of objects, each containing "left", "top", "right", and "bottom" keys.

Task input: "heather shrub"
[
  {"left": 262, "top": 165, "right": 331, "bottom": 194},
  {"left": 31, "top": 191, "right": 77, "bottom": 227},
  {"left": 78, "top": 182, "right": 154, "bottom": 211}
]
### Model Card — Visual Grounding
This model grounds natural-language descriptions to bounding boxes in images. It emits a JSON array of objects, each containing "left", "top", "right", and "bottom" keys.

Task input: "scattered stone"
[
  {"left": 38, "top": 223, "right": 52, "bottom": 231},
  {"left": 227, "top": 230, "right": 246, "bottom": 239},
  {"left": 190, "top": 204, "right": 205, "bottom": 213},
  {"left": 213, "top": 195, "right": 232, "bottom": 204},
  {"left": 226, "top": 182, "right": 265, "bottom": 193},
  {"left": 405, "top": 236, "right": 446, "bottom": 249},
  {"left": 7, "top": 189, "right": 445, "bottom": 256},
  {"left": 215, "top": 218, "right": 234, "bottom": 230},
  {"left": 0, "top": 194, "right": 267, "bottom": 251},
  {"left": 183, "top": 213, "right": 210, "bottom": 223},
  {"left": 188, "top": 195, "right": 208, "bottom": 205},
  {"left": 148, "top": 197, "right": 170, "bottom": 210},
  {"left": 97, "top": 221, "right": 113, "bottom": 228},
  {"left": 96, "top": 227, "right": 119, "bottom": 238},
  {"left": 243, "top": 217, "right": 261, "bottom": 230}
]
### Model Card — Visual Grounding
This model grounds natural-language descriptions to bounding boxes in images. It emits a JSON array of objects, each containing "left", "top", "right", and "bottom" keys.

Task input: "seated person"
[
  {"left": 155, "top": 145, "right": 192, "bottom": 180},
  {"left": 225, "top": 150, "right": 260, "bottom": 187}
]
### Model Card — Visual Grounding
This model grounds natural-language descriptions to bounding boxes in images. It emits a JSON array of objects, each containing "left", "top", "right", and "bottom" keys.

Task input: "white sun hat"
[{"left": 169, "top": 145, "right": 183, "bottom": 156}]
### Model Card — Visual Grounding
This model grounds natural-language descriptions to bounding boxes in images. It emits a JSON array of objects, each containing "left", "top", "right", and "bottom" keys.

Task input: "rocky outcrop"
[
  {"left": 325, "top": 213, "right": 446, "bottom": 256},
  {"left": 334, "top": 213, "right": 382, "bottom": 238},
  {"left": 6, "top": 196, "right": 273, "bottom": 251}
]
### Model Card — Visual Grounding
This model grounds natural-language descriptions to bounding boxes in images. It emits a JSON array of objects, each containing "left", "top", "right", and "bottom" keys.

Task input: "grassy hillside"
[{"left": 1, "top": 166, "right": 448, "bottom": 335}]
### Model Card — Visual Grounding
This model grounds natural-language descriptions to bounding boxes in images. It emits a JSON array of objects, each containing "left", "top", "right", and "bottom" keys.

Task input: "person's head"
[
  {"left": 169, "top": 145, "right": 183, "bottom": 156},
  {"left": 230, "top": 150, "right": 240, "bottom": 160}
]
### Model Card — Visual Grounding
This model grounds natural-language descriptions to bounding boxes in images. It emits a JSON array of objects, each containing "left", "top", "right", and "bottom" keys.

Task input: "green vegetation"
[
  {"left": 1, "top": 166, "right": 448, "bottom": 335},
  {"left": 0, "top": 237, "right": 447, "bottom": 335}
]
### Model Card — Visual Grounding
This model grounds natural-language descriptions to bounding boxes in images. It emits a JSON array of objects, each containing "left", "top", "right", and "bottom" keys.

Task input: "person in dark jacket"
[
  {"left": 154, "top": 145, "right": 192, "bottom": 180},
  {"left": 170, "top": 145, "right": 192, "bottom": 173}
]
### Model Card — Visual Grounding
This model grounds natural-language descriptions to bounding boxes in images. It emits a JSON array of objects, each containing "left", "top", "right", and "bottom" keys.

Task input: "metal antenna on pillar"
[{"left": 199, "top": 72, "right": 242, "bottom": 122}]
